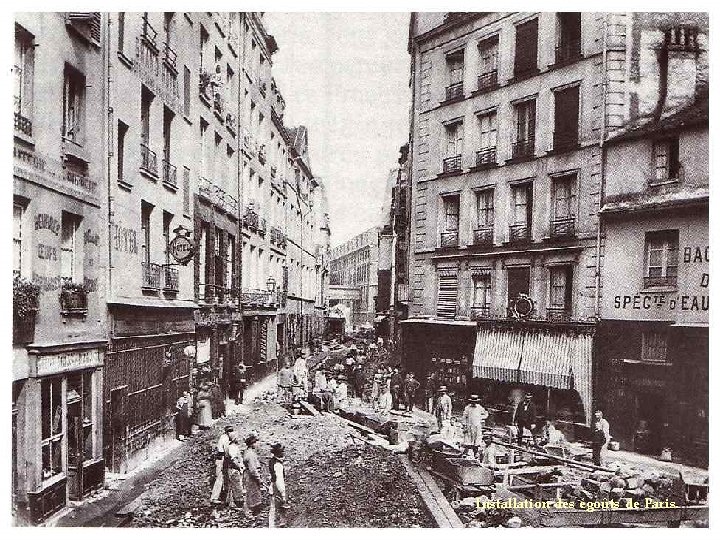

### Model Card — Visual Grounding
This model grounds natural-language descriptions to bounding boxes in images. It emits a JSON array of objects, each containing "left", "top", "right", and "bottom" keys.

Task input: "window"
[
  {"left": 118, "top": 12, "right": 126, "bottom": 53},
  {"left": 652, "top": 138, "right": 680, "bottom": 183},
  {"left": 14, "top": 25, "right": 34, "bottom": 134},
  {"left": 163, "top": 106, "right": 174, "bottom": 171},
  {"left": 445, "top": 50, "right": 464, "bottom": 100},
  {"left": 513, "top": 99, "right": 536, "bottom": 158},
  {"left": 644, "top": 230, "right": 679, "bottom": 288},
  {"left": 227, "top": 234, "right": 235, "bottom": 294},
  {"left": 477, "top": 35, "right": 499, "bottom": 91},
  {"left": 476, "top": 111, "right": 497, "bottom": 165},
  {"left": 183, "top": 166, "right": 190, "bottom": 214},
  {"left": 198, "top": 223, "right": 207, "bottom": 294},
  {"left": 476, "top": 189, "right": 494, "bottom": 228},
  {"left": 163, "top": 211, "right": 173, "bottom": 265},
  {"left": 141, "top": 201, "right": 153, "bottom": 265},
  {"left": 551, "top": 173, "right": 576, "bottom": 219},
  {"left": 510, "top": 183, "right": 532, "bottom": 241},
  {"left": 214, "top": 227, "right": 224, "bottom": 293},
  {"left": 436, "top": 269, "right": 458, "bottom": 319},
  {"left": 41, "top": 378, "right": 63, "bottom": 480},
  {"left": 444, "top": 120, "right": 463, "bottom": 167},
  {"left": 553, "top": 85, "right": 580, "bottom": 151},
  {"left": 200, "top": 25, "right": 209, "bottom": 71},
  {"left": 117, "top": 120, "right": 128, "bottom": 185},
  {"left": 549, "top": 266, "right": 573, "bottom": 310},
  {"left": 556, "top": 13, "right": 582, "bottom": 64},
  {"left": 13, "top": 204, "right": 23, "bottom": 278},
  {"left": 440, "top": 194, "right": 460, "bottom": 248},
  {"left": 183, "top": 65, "right": 191, "bottom": 116},
  {"left": 61, "top": 212, "right": 81, "bottom": 281},
  {"left": 514, "top": 18, "right": 539, "bottom": 79},
  {"left": 63, "top": 65, "right": 86, "bottom": 144},
  {"left": 66, "top": 372, "right": 94, "bottom": 466},
  {"left": 200, "top": 118, "right": 209, "bottom": 176},
  {"left": 641, "top": 331, "right": 668, "bottom": 362},
  {"left": 473, "top": 273, "right": 492, "bottom": 308},
  {"left": 140, "top": 85, "right": 153, "bottom": 146},
  {"left": 507, "top": 266, "right": 531, "bottom": 302}
]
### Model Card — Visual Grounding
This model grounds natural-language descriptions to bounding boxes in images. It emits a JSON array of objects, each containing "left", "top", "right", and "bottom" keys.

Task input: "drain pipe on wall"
[{"left": 105, "top": 14, "right": 114, "bottom": 323}]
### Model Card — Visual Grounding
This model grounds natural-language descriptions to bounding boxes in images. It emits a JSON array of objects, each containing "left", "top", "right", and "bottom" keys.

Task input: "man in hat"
[
  {"left": 434, "top": 386, "right": 453, "bottom": 437},
  {"left": 210, "top": 425, "right": 235, "bottom": 505},
  {"left": 234, "top": 362, "right": 248, "bottom": 405},
  {"left": 268, "top": 443, "right": 289, "bottom": 527},
  {"left": 224, "top": 431, "right": 245, "bottom": 507},
  {"left": 512, "top": 392, "right": 537, "bottom": 445},
  {"left": 243, "top": 433, "right": 265, "bottom": 518},
  {"left": 403, "top": 372, "right": 421, "bottom": 413},
  {"left": 462, "top": 395, "right": 489, "bottom": 459}
]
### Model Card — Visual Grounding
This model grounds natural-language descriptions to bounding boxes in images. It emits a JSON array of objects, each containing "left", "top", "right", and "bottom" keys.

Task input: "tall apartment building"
[
  {"left": 328, "top": 227, "right": 380, "bottom": 330},
  {"left": 404, "top": 12, "right": 708, "bottom": 435},
  {"left": 13, "top": 13, "right": 108, "bottom": 522},
  {"left": 376, "top": 144, "right": 411, "bottom": 346},
  {"left": 595, "top": 19, "right": 708, "bottom": 464},
  {"left": 12, "top": 11, "right": 331, "bottom": 522}
]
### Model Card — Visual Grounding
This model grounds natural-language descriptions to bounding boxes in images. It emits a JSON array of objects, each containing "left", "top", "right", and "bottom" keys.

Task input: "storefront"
[{"left": 13, "top": 343, "right": 105, "bottom": 523}]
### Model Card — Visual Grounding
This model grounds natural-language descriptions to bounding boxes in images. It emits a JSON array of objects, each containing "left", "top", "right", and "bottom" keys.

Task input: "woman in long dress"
[
  {"left": 196, "top": 384, "right": 213, "bottom": 429},
  {"left": 243, "top": 434, "right": 264, "bottom": 518}
]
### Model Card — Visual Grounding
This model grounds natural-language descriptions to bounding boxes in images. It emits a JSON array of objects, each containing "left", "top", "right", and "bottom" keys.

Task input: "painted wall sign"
[
  {"left": 613, "top": 294, "right": 709, "bottom": 311},
  {"left": 34, "top": 349, "right": 103, "bottom": 377},
  {"left": 35, "top": 214, "right": 60, "bottom": 235},
  {"left": 84, "top": 229, "right": 100, "bottom": 246},
  {"left": 111, "top": 224, "right": 138, "bottom": 254},
  {"left": 37, "top": 244, "right": 57, "bottom": 261},
  {"left": 32, "top": 273, "right": 64, "bottom": 292}
]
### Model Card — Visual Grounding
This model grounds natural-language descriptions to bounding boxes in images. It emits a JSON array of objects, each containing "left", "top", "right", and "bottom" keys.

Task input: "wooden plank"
[
  {"left": 538, "top": 505, "right": 709, "bottom": 527},
  {"left": 416, "top": 466, "right": 465, "bottom": 528},
  {"left": 399, "top": 456, "right": 453, "bottom": 528},
  {"left": 298, "top": 400, "right": 320, "bottom": 417},
  {"left": 493, "top": 440, "right": 614, "bottom": 472}
]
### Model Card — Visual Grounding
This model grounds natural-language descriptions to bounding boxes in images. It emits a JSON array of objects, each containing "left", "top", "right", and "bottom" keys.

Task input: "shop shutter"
[{"left": 436, "top": 271, "right": 458, "bottom": 319}]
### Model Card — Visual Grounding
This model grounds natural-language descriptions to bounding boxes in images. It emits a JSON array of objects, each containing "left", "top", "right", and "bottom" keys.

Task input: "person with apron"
[{"left": 592, "top": 410, "right": 611, "bottom": 466}]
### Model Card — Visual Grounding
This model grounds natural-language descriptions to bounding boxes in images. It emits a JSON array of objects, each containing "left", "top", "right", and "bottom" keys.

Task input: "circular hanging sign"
[
  {"left": 511, "top": 294, "right": 535, "bottom": 319},
  {"left": 169, "top": 234, "right": 195, "bottom": 264}
]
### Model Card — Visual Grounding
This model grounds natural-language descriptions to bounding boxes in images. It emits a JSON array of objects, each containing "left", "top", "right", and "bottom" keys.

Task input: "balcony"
[
  {"left": 546, "top": 306, "right": 572, "bottom": 322},
  {"left": 439, "top": 230, "right": 459, "bottom": 248},
  {"left": 258, "top": 218, "right": 267, "bottom": 237},
  {"left": 198, "top": 176, "right": 238, "bottom": 215},
  {"left": 141, "top": 262, "right": 162, "bottom": 290},
  {"left": 550, "top": 216, "right": 576, "bottom": 238},
  {"left": 643, "top": 276, "right": 678, "bottom": 289},
  {"left": 258, "top": 145, "right": 267, "bottom": 165},
  {"left": 163, "top": 266, "right": 179, "bottom": 293},
  {"left": 199, "top": 69, "right": 213, "bottom": 105},
  {"left": 243, "top": 206, "right": 259, "bottom": 231},
  {"left": 552, "top": 130, "right": 579, "bottom": 153},
  {"left": 59, "top": 281, "right": 88, "bottom": 316},
  {"left": 445, "top": 81, "right": 464, "bottom": 103},
  {"left": 511, "top": 139, "right": 534, "bottom": 160},
  {"left": 14, "top": 112, "right": 32, "bottom": 137},
  {"left": 163, "top": 42, "right": 177, "bottom": 71},
  {"left": 473, "top": 226, "right": 493, "bottom": 247},
  {"left": 141, "top": 15, "right": 158, "bottom": 51},
  {"left": 475, "top": 147, "right": 497, "bottom": 168},
  {"left": 470, "top": 305, "right": 492, "bottom": 320},
  {"left": 554, "top": 39, "right": 582, "bottom": 66},
  {"left": 476, "top": 70, "right": 498, "bottom": 93},
  {"left": 162, "top": 159, "right": 177, "bottom": 189},
  {"left": 213, "top": 92, "right": 225, "bottom": 120},
  {"left": 509, "top": 223, "right": 530, "bottom": 243},
  {"left": 442, "top": 155, "right": 462, "bottom": 175},
  {"left": 225, "top": 112, "right": 237, "bottom": 135},
  {"left": 241, "top": 288, "right": 273, "bottom": 307},
  {"left": 140, "top": 143, "right": 158, "bottom": 177}
]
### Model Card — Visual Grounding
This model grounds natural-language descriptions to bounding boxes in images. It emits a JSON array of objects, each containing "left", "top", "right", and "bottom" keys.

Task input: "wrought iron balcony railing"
[
  {"left": 511, "top": 138, "right": 534, "bottom": 160},
  {"left": 445, "top": 81, "right": 464, "bottom": 102},
  {"left": 546, "top": 306, "right": 572, "bottom": 322},
  {"left": 473, "top": 226, "right": 493, "bottom": 247},
  {"left": 555, "top": 39, "right": 582, "bottom": 65},
  {"left": 439, "top": 230, "right": 459, "bottom": 248},
  {"left": 14, "top": 112, "right": 32, "bottom": 137},
  {"left": 140, "top": 143, "right": 158, "bottom": 177},
  {"left": 142, "top": 262, "right": 162, "bottom": 289},
  {"left": 163, "top": 266, "right": 179, "bottom": 292},
  {"left": 163, "top": 42, "right": 177, "bottom": 70},
  {"left": 476, "top": 70, "right": 498, "bottom": 93},
  {"left": 162, "top": 158, "right": 177, "bottom": 188},
  {"left": 470, "top": 305, "right": 492, "bottom": 320},
  {"left": 443, "top": 155, "right": 462, "bottom": 174},
  {"left": 475, "top": 147, "right": 497, "bottom": 167},
  {"left": 509, "top": 223, "right": 530, "bottom": 243},
  {"left": 550, "top": 216, "right": 576, "bottom": 238},
  {"left": 643, "top": 276, "right": 678, "bottom": 289},
  {"left": 141, "top": 15, "right": 158, "bottom": 50}
]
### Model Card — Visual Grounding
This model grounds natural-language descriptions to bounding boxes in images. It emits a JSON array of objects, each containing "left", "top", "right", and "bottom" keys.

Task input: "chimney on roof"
[{"left": 659, "top": 25, "right": 700, "bottom": 118}]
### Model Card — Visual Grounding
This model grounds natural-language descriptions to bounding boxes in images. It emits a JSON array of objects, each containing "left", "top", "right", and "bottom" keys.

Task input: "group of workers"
[{"left": 209, "top": 426, "right": 290, "bottom": 527}]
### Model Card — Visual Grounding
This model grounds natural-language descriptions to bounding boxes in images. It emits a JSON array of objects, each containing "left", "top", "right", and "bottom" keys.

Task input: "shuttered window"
[
  {"left": 552, "top": 174, "right": 576, "bottom": 219},
  {"left": 514, "top": 18, "right": 538, "bottom": 78},
  {"left": 515, "top": 99, "right": 536, "bottom": 144},
  {"left": 436, "top": 270, "right": 458, "bottom": 319},
  {"left": 554, "top": 85, "right": 580, "bottom": 149}
]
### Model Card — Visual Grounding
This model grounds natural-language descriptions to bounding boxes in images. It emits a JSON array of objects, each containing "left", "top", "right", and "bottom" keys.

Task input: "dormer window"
[{"left": 652, "top": 138, "right": 680, "bottom": 185}]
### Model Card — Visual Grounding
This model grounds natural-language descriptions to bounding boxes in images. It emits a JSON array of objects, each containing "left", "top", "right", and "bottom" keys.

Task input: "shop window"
[
  {"left": 642, "top": 331, "right": 668, "bottom": 362},
  {"left": 644, "top": 230, "right": 679, "bottom": 289},
  {"left": 652, "top": 138, "right": 680, "bottom": 184},
  {"left": 41, "top": 378, "right": 64, "bottom": 481}
]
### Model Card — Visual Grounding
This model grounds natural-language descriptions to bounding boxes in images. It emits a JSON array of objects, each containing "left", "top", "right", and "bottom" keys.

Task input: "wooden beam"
[{"left": 493, "top": 440, "right": 615, "bottom": 473}]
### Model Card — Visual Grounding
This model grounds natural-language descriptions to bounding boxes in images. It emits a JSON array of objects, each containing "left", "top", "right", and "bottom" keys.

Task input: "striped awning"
[
  {"left": 472, "top": 326, "right": 594, "bottom": 425},
  {"left": 472, "top": 327, "right": 523, "bottom": 383}
]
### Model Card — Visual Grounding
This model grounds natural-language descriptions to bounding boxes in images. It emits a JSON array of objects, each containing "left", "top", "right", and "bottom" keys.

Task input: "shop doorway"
[
  {"left": 108, "top": 386, "right": 127, "bottom": 473},
  {"left": 634, "top": 390, "right": 665, "bottom": 455}
]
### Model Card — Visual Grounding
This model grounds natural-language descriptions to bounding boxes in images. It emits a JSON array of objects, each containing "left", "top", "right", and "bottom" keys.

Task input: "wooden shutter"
[
  {"left": 554, "top": 86, "right": 579, "bottom": 143},
  {"left": 514, "top": 19, "right": 538, "bottom": 76},
  {"left": 436, "top": 269, "right": 458, "bottom": 319}
]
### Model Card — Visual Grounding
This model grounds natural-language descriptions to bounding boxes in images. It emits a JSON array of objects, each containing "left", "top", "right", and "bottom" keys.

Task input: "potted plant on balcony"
[
  {"left": 13, "top": 275, "right": 40, "bottom": 344},
  {"left": 60, "top": 280, "right": 89, "bottom": 315}
]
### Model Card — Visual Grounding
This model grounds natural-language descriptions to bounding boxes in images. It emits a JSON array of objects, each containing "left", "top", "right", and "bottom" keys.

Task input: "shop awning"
[
  {"left": 472, "top": 326, "right": 594, "bottom": 425},
  {"left": 472, "top": 327, "right": 523, "bottom": 383}
]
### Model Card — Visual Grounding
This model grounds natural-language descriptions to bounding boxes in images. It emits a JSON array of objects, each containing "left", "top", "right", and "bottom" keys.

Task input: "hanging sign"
[{"left": 168, "top": 225, "right": 195, "bottom": 265}]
